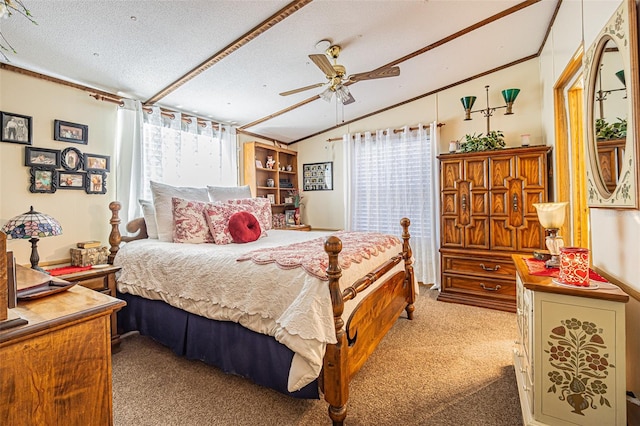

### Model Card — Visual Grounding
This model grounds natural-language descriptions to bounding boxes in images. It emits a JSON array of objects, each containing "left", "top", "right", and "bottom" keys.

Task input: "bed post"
[
  {"left": 401, "top": 217, "right": 416, "bottom": 320},
  {"left": 323, "top": 236, "right": 348, "bottom": 426},
  {"left": 108, "top": 201, "right": 122, "bottom": 265}
]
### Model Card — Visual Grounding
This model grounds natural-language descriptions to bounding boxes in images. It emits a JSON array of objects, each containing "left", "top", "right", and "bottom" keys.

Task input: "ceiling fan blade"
[
  {"left": 279, "top": 82, "right": 325, "bottom": 97},
  {"left": 342, "top": 92, "right": 356, "bottom": 105},
  {"left": 349, "top": 66, "right": 400, "bottom": 82},
  {"left": 309, "top": 53, "right": 337, "bottom": 78}
]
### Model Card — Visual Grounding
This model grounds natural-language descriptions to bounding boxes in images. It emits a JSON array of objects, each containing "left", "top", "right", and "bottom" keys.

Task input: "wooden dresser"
[
  {"left": 512, "top": 254, "right": 628, "bottom": 425},
  {"left": 438, "top": 145, "right": 551, "bottom": 312},
  {"left": 0, "top": 285, "right": 125, "bottom": 425}
]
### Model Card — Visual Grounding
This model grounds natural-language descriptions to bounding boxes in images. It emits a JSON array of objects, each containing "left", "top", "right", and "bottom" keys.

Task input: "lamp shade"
[
  {"left": 616, "top": 70, "right": 626, "bottom": 87},
  {"left": 1, "top": 206, "right": 62, "bottom": 239},
  {"left": 501, "top": 88, "right": 520, "bottom": 104},
  {"left": 460, "top": 96, "right": 476, "bottom": 110},
  {"left": 533, "top": 202, "right": 568, "bottom": 229}
]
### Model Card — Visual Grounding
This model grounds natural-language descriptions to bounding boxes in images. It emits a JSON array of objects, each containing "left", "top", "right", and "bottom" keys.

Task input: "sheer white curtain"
[
  {"left": 343, "top": 122, "right": 438, "bottom": 285},
  {"left": 140, "top": 106, "right": 237, "bottom": 201}
]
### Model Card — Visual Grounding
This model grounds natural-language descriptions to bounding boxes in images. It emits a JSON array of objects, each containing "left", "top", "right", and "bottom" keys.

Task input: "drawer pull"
[
  {"left": 512, "top": 193, "right": 519, "bottom": 212},
  {"left": 479, "top": 263, "right": 500, "bottom": 272},
  {"left": 461, "top": 194, "right": 467, "bottom": 212},
  {"left": 480, "top": 283, "right": 502, "bottom": 292}
]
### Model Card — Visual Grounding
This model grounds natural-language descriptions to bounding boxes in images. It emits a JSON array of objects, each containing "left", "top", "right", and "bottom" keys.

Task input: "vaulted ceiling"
[{"left": 1, "top": 0, "right": 560, "bottom": 143}]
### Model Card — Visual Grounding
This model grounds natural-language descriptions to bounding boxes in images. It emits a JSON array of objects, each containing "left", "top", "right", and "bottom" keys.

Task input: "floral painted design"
[
  {"left": 204, "top": 202, "right": 266, "bottom": 245},
  {"left": 237, "top": 231, "right": 401, "bottom": 280},
  {"left": 545, "top": 318, "right": 614, "bottom": 416},
  {"left": 226, "top": 197, "right": 272, "bottom": 230},
  {"left": 171, "top": 197, "right": 214, "bottom": 244}
]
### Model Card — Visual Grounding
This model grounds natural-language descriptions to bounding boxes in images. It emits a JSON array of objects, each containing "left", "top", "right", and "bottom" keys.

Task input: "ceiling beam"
[
  {"left": 144, "top": 0, "right": 313, "bottom": 106},
  {"left": 239, "top": 0, "right": 542, "bottom": 132}
]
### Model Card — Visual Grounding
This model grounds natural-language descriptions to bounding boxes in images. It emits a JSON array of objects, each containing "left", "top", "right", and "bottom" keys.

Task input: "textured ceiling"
[{"left": 1, "top": 0, "right": 560, "bottom": 143}]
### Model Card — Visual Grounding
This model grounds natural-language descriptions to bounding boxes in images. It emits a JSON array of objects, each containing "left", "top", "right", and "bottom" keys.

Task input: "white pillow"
[
  {"left": 207, "top": 185, "right": 252, "bottom": 202},
  {"left": 138, "top": 199, "right": 158, "bottom": 239},
  {"left": 150, "top": 181, "right": 209, "bottom": 242}
]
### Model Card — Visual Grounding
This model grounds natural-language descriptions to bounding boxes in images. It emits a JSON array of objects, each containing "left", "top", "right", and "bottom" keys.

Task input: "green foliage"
[
  {"left": 458, "top": 130, "right": 506, "bottom": 152},
  {"left": 595, "top": 118, "right": 627, "bottom": 140}
]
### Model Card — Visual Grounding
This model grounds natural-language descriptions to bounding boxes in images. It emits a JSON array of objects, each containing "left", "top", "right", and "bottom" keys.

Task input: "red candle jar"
[{"left": 558, "top": 247, "right": 590, "bottom": 286}]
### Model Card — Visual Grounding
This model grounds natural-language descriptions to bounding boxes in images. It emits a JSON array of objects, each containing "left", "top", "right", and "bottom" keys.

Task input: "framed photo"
[
  {"left": 303, "top": 161, "right": 333, "bottom": 191},
  {"left": 1, "top": 111, "right": 32, "bottom": 145},
  {"left": 255, "top": 160, "right": 263, "bottom": 168},
  {"left": 285, "top": 209, "right": 296, "bottom": 226},
  {"left": 29, "top": 167, "right": 58, "bottom": 193},
  {"left": 284, "top": 196, "right": 294, "bottom": 204},
  {"left": 267, "top": 194, "right": 275, "bottom": 204},
  {"left": 83, "top": 153, "right": 110, "bottom": 172},
  {"left": 54, "top": 119, "right": 88, "bottom": 144},
  {"left": 61, "top": 147, "right": 83, "bottom": 171},
  {"left": 86, "top": 171, "right": 107, "bottom": 194},
  {"left": 25, "top": 147, "right": 60, "bottom": 168},
  {"left": 58, "top": 171, "right": 85, "bottom": 190}
]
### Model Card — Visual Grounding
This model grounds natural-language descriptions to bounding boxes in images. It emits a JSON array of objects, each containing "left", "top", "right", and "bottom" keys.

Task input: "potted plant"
[
  {"left": 595, "top": 117, "right": 626, "bottom": 140},
  {"left": 458, "top": 130, "right": 506, "bottom": 152}
]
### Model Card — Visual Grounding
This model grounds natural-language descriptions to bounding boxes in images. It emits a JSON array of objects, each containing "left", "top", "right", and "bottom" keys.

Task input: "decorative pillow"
[
  {"left": 204, "top": 202, "right": 267, "bottom": 245},
  {"left": 150, "top": 181, "right": 209, "bottom": 242},
  {"left": 139, "top": 199, "right": 158, "bottom": 239},
  {"left": 207, "top": 185, "right": 252, "bottom": 202},
  {"left": 226, "top": 197, "right": 272, "bottom": 231},
  {"left": 228, "top": 211, "right": 262, "bottom": 243},
  {"left": 171, "top": 197, "right": 214, "bottom": 244}
]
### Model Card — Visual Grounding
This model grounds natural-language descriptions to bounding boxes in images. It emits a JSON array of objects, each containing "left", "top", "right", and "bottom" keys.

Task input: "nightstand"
[
  {"left": 53, "top": 265, "right": 122, "bottom": 349},
  {"left": 284, "top": 225, "right": 311, "bottom": 231}
]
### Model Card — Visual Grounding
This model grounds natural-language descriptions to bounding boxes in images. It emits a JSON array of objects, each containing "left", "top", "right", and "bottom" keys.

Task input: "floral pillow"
[
  {"left": 171, "top": 197, "right": 214, "bottom": 244},
  {"left": 226, "top": 197, "right": 272, "bottom": 231},
  {"left": 204, "top": 202, "right": 267, "bottom": 245}
]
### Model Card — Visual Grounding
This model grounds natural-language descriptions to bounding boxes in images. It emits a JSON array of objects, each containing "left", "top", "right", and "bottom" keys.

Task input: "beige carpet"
[{"left": 112, "top": 288, "right": 523, "bottom": 425}]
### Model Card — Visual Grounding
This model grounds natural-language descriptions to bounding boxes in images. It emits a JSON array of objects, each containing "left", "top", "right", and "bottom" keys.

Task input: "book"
[{"left": 77, "top": 240, "right": 101, "bottom": 249}]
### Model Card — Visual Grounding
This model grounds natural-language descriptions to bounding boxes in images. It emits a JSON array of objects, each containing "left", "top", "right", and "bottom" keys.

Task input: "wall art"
[
  {"left": 1, "top": 111, "right": 32, "bottom": 145},
  {"left": 54, "top": 119, "right": 88, "bottom": 144},
  {"left": 25, "top": 147, "right": 60, "bottom": 168},
  {"left": 303, "top": 161, "right": 333, "bottom": 191}
]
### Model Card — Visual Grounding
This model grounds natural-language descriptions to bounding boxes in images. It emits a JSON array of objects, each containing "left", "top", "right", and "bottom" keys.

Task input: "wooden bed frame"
[{"left": 107, "top": 201, "right": 416, "bottom": 425}]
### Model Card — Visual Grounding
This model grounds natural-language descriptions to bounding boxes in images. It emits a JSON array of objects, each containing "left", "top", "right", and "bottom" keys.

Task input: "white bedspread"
[{"left": 114, "top": 230, "right": 411, "bottom": 391}]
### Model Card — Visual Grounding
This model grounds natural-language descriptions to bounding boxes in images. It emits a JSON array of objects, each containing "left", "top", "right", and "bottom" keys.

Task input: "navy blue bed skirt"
[{"left": 117, "top": 291, "right": 319, "bottom": 399}]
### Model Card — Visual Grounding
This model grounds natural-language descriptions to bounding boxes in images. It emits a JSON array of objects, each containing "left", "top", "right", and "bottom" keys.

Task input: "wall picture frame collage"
[
  {"left": 303, "top": 161, "right": 333, "bottom": 191},
  {"left": 4, "top": 112, "right": 111, "bottom": 194}
]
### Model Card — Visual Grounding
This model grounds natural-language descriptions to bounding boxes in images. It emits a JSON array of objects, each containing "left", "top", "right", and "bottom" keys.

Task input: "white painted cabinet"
[{"left": 512, "top": 255, "right": 628, "bottom": 425}]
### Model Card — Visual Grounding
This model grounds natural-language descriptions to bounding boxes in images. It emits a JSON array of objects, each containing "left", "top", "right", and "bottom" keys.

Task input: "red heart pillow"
[{"left": 228, "top": 211, "right": 262, "bottom": 243}]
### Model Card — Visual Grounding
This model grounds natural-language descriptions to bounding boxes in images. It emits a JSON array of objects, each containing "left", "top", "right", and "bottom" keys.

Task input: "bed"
[{"left": 107, "top": 200, "right": 416, "bottom": 425}]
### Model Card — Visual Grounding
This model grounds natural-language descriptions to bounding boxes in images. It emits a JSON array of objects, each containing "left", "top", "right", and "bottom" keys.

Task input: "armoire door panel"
[
  {"left": 471, "top": 191, "right": 488, "bottom": 215},
  {"left": 441, "top": 217, "right": 463, "bottom": 247},
  {"left": 442, "top": 192, "right": 458, "bottom": 215},
  {"left": 458, "top": 181, "right": 470, "bottom": 226},
  {"left": 508, "top": 179, "right": 524, "bottom": 228},
  {"left": 490, "top": 218, "right": 516, "bottom": 250},
  {"left": 463, "top": 158, "right": 488, "bottom": 190},
  {"left": 490, "top": 190, "right": 508, "bottom": 216},
  {"left": 517, "top": 218, "right": 545, "bottom": 251},
  {"left": 490, "top": 156, "right": 515, "bottom": 190},
  {"left": 441, "top": 161, "right": 462, "bottom": 191},
  {"left": 524, "top": 191, "right": 545, "bottom": 215},
  {"left": 516, "top": 154, "right": 546, "bottom": 188},
  {"left": 464, "top": 218, "right": 489, "bottom": 249}
]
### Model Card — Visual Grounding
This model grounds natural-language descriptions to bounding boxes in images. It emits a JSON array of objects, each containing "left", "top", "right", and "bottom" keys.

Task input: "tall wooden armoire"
[{"left": 438, "top": 145, "right": 552, "bottom": 312}]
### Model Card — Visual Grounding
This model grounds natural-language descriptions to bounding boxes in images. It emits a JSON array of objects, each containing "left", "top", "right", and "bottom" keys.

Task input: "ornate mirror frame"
[{"left": 585, "top": 0, "right": 640, "bottom": 208}]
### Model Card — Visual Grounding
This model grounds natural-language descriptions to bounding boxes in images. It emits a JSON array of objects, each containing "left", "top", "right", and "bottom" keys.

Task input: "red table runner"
[
  {"left": 524, "top": 258, "right": 607, "bottom": 282},
  {"left": 46, "top": 265, "right": 93, "bottom": 276}
]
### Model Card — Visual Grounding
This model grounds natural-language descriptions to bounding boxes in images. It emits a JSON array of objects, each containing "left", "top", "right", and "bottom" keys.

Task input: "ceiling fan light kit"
[{"left": 280, "top": 43, "right": 400, "bottom": 105}]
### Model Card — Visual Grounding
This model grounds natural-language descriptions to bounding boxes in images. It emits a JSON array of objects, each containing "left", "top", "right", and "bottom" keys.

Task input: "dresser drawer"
[
  {"left": 442, "top": 253, "right": 516, "bottom": 279},
  {"left": 442, "top": 273, "right": 516, "bottom": 299}
]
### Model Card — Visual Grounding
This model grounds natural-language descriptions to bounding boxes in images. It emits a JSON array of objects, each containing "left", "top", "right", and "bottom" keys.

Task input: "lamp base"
[{"left": 545, "top": 255, "right": 560, "bottom": 269}]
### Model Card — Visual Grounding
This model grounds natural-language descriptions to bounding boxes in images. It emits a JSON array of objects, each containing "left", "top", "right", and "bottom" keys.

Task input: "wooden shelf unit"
[{"left": 243, "top": 141, "right": 300, "bottom": 212}]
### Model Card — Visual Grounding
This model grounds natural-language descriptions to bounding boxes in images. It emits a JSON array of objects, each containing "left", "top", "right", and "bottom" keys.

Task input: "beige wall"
[
  {"left": 0, "top": 69, "right": 118, "bottom": 266},
  {"left": 539, "top": 0, "right": 640, "bottom": 395},
  {"left": 292, "top": 59, "right": 542, "bottom": 230}
]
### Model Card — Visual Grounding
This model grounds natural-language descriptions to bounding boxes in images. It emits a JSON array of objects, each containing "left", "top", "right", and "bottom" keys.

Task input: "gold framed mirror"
[{"left": 585, "top": 0, "right": 640, "bottom": 208}]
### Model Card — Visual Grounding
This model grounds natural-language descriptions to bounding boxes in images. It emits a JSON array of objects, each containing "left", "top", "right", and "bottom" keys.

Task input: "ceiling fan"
[{"left": 279, "top": 44, "right": 400, "bottom": 105}]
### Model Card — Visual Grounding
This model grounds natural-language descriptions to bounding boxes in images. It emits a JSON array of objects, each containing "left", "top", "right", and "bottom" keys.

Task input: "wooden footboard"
[
  {"left": 107, "top": 202, "right": 415, "bottom": 425},
  {"left": 322, "top": 218, "right": 415, "bottom": 425}
]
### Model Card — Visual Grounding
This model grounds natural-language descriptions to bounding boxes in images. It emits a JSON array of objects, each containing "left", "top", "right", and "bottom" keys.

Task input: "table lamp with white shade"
[{"left": 532, "top": 202, "right": 568, "bottom": 268}]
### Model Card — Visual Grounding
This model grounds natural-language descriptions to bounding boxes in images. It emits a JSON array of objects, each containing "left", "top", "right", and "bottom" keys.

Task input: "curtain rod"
[
  {"left": 141, "top": 106, "right": 223, "bottom": 130},
  {"left": 325, "top": 122, "right": 445, "bottom": 142}
]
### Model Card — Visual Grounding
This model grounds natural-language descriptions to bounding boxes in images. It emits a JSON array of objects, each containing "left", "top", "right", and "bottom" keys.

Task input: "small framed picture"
[
  {"left": 61, "top": 147, "right": 83, "bottom": 171},
  {"left": 25, "top": 147, "right": 60, "bottom": 168},
  {"left": 255, "top": 160, "right": 263, "bottom": 168},
  {"left": 284, "top": 196, "right": 293, "bottom": 204},
  {"left": 84, "top": 153, "right": 110, "bottom": 172},
  {"left": 29, "top": 167, "right": 58, "bottom": 193},
  {"left": 285, "top": 209, "right": 296, "bottom": 226},
  {"left": 54, "top": 119, "right": 88, "bottom": 144},
  {"left": 58, "top": 171, "right": 85, "bottom": 190},
  {"left": 267, "top": 194, "right": 275, "bottom": 204},
  {"left": 86, "top": 171, "right": 107, "bottom": 194},
  {"left": 1, "top": 111, "right": 32, "bottom": 145},
  {"left": 303, "top": 161, "right": 333, "bottom": 191}
]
